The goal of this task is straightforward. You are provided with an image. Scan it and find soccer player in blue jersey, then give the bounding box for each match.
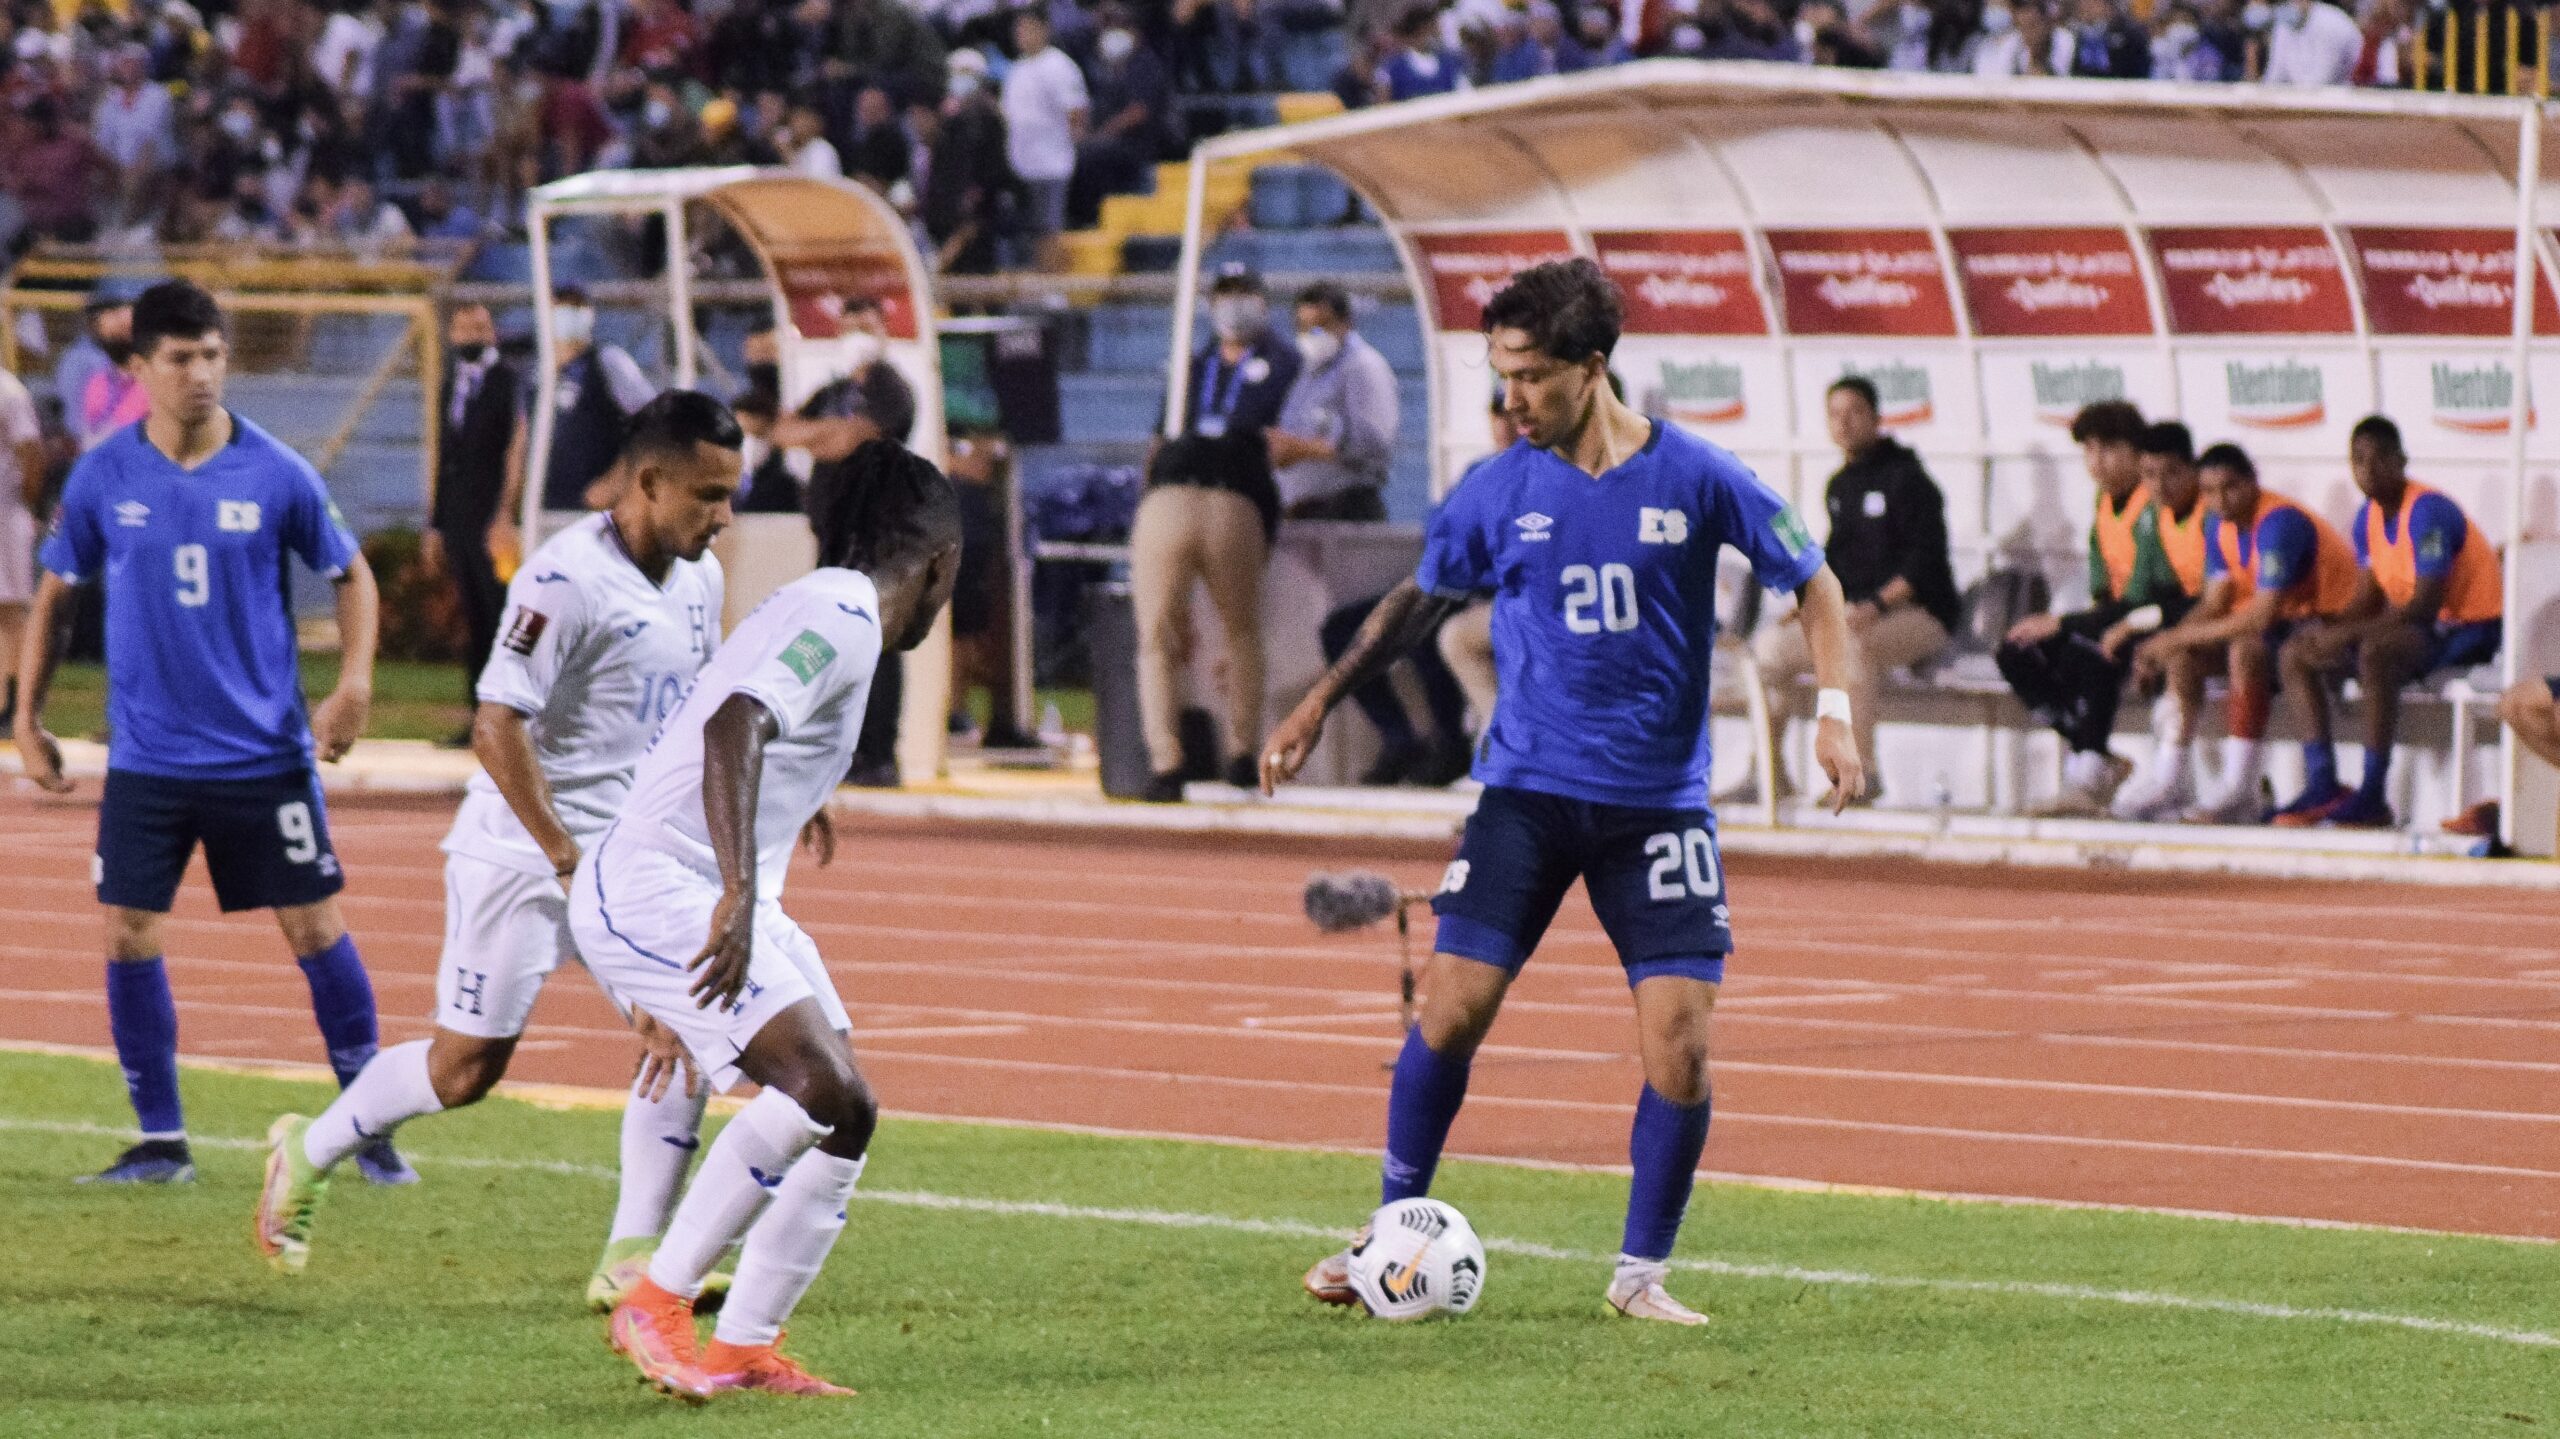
[1261,259,1864,1326]
[10,280,406,1186]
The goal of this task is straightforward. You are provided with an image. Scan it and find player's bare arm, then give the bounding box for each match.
[311,551,379,763]
[473,704,585,878]
[1260,577,1467,794]
[2134,580,2263,679]
[12,570,77,793]
[1791,565,1867,814]
[688,692,779,1009]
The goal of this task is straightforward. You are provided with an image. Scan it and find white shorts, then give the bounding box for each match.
[568,834,847,1093]
[434,853,597,1040]
[0,503,34,606]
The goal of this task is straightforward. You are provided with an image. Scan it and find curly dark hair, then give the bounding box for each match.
[810,439,962,576]
[2068,400,2145,447]
[1480,258,1622,366]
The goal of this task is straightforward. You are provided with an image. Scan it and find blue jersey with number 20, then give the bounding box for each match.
[40,415,361,780]
[1416,421,1824,809]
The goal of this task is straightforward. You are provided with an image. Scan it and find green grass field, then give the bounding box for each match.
[5,1050,2554,1439]
[38,659,476,745]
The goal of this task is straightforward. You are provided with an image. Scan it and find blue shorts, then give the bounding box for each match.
[96,768,345,914]
[1431,785,1730,987]
[2422,618,2502,676]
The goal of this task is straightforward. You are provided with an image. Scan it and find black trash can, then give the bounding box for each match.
[1085,581,1153,799]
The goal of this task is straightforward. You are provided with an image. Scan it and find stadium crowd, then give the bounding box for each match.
[0,0,2462,266]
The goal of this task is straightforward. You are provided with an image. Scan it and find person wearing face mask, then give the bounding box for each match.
[1972,0,2069,73]
[1069,7,1170,230]
[426,303,527,731]
[1130,264,1301,802]
[77,300,151,452]
[1376,4,1467,101]
[924,50,1013,277]
[539,284,661,513]
[2260,0,2358,84]
[1268,282,1397,523]
[2063,0,2150,77]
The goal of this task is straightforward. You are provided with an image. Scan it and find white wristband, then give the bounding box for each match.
[1815,688,1853,725]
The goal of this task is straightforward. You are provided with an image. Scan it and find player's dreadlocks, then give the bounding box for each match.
[810,439,962,576]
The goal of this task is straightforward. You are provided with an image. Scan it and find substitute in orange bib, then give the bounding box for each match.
[2271,416,2501,829]
[2129,442,2360,824]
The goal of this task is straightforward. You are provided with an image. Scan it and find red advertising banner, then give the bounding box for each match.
[2344,227,2560,337]
[1948,227,2154,338]
[1590,231,1768,336]
[1411,231,1577,332]
[2144,226,2355,335]
[774,251,919,340]
[1761,229,1957,337]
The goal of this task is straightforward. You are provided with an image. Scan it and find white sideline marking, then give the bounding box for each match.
[2098,978,2306,995]
[1,1113,2551,1352]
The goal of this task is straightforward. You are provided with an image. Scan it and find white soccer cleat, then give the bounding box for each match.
[1606,1270,1710,1327]
[2184,780,2267,826]
[2108,757,2192,822]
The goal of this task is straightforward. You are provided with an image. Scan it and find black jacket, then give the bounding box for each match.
[1822,437,1961,634]
[432,354,521,536]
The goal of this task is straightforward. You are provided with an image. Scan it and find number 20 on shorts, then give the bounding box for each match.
[1644,829,1721,902]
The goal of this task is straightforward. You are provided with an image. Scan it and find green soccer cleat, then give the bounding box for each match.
[254,1114,331,1275]
[587,1237,730,1314]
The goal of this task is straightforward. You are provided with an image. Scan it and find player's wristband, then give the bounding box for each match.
[2121,605,2165,636]
[1815,688,1853,726]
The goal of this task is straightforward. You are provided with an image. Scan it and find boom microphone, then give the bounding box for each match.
[1302,871,1409,933]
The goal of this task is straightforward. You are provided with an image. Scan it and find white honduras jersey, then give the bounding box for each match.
[443,514,724,876]
[615,567,883,900]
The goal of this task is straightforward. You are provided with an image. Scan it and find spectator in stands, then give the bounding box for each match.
[832,0,951,103]
[1706,0,1804,61]
[1916,0,1990,71]
[2262,0,2359,84]
[844,85,910,190]
[1268,281,1398,521]
[788,99,846,177]
[92,45,174,232]
[322,174,417,253]
[2269,416,2502,829]
[76,300,147,450]
[425,301,524,734]
[2128,442,2362,824]
[1751,374,1957,803]
[413,174,484,240]
[1003,7,1086,263]
[2065,0,2151,76]
[10,99,106,243]
[2350,0,2413,86]
[538,284,659,511]
[0,363,39,727]
[309,0,386,104]
[1574,6,1632,64]
[1377,4,1467,100]
[1132,263,1299,802]
[1070,5,1170,229]
[1331,25,1386,105]
[1974,0,2066,74]
[921,53,1013,275]
[1491,2,1583,80]
[1999,406,2206,816]
[52,285,132,442]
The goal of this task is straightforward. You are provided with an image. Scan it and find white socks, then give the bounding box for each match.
[304,1039,443,1170]
[608,1073,711,1244]
[713,1150,866,1347]
[646,1089,830,1301]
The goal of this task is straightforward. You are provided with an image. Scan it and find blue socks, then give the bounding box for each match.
[296,935,380,1089]
[1381,1028,1471,1204]
[1622,1085,1712,1263]
[2357,740,2395,803]
[2301,740,2339,798]
[106,958,184,1138]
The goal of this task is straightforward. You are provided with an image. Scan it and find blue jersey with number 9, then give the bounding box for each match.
[39,415,360,780]
[1415,420,1823,809]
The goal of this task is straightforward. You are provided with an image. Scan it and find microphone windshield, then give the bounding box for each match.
[1303,870,1402,933]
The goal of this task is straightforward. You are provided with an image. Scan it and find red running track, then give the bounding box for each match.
[4,790,2557,1239]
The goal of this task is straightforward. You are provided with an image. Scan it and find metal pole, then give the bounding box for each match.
[522,200,558,541]
[2499,103,2539,846]
[1162,150,1213,440]
[664,198,698,390]
[1005,442,1035,736]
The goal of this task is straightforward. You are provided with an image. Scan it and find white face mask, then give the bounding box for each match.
[2242,1,2271,25]
[1981,3,2014,31]
[644,98,671,128]
[2278,0,2308,23]
[1098,27,1136,61]
[949,71,981,100]
[1668,20,1705,48]
[842,331,884,371]
[220,107,257,142]
[552,304,595,345]
[1209,295,1267,342]
[1296,327,1341,369]
[2164,18,2198,45]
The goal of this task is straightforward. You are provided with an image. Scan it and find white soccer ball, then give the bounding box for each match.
[1345,1198,1487,1320]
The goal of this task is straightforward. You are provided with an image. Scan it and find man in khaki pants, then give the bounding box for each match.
[1750,375,1957,804]
[1133,265,1300,801]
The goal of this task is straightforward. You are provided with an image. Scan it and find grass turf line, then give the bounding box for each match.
[5,1051,2556,1438]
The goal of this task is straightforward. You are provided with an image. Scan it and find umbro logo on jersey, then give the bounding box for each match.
[115,501,150,528]
[1639,507,1690,545]
[1514,513,1554,542]
[217,501,262,533]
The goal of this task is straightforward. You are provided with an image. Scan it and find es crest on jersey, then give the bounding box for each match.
[217,501,263,533]
[1638,507,1689,545]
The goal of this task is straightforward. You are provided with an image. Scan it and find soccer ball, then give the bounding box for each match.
[1345,1198,1487,1320]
